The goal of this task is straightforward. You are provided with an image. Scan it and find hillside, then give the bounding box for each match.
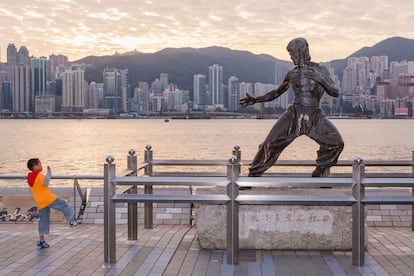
[75,47,293,91]
[75,37,414,87]
[330,36,414,80]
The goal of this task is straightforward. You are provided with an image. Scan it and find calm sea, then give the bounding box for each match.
[0,118,413,186]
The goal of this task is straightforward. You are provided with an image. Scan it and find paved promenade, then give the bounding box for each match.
[0,224,414,275]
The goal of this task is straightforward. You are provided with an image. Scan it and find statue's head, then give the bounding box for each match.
[287,38,311,67]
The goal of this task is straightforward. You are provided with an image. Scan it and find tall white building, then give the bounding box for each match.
[61,69,85,112]
[208,64,223,105]
[371,55,389,76]
[88,82,104,109]
[239,82,254,99]
[228,76,239,111]
[342,67,358,95]
[392,61,414,76]
[12,65,32,112]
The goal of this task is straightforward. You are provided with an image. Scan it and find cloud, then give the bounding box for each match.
[0,0,414,62]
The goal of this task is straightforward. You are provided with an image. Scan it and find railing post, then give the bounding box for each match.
[226,155,240,265]
[73,178,77,221]
[127,149,138,240]
[352,157,365,266]
[232,145,241,161]
[144,145,153,229]
[232,145,241,175]
[104,155,116,266]
[411,151,414,231]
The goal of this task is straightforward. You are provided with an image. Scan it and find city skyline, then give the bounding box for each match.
[1,1,414,62]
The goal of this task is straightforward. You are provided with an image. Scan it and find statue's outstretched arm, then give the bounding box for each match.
[256,76,290,103]
[239,73,290,107]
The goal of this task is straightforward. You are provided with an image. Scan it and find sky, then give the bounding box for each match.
[1,0,414,62]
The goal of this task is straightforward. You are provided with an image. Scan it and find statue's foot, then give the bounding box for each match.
[248,172,262,177]
[311,166,325,177]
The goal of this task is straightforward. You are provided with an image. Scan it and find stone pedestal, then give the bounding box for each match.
[196,187,367,250]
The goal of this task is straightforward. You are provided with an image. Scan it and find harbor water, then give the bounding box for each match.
[0,118,413,186]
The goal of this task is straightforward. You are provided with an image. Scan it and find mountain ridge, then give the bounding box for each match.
[75,37,414,89]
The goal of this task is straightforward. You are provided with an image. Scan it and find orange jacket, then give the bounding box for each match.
[27,171,57,210]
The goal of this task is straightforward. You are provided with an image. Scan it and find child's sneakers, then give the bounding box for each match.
[37,240,50,248]
[69,218,78,227]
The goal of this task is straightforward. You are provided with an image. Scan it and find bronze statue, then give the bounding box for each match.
[240,38,344,177]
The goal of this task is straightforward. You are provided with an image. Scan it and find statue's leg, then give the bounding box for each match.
[249,108,297,176]
[308,115,344,177]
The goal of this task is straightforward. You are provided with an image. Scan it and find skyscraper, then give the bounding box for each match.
[31,57,47,97]
[209,64,223,105]
[160,73,168,91]
[1,81,12,111]
[49,54,69,81]
[12,65,32,112]
[342,67,358,95]
[17,46,30,66]
[228,76,239,111]
[61,69,85,112]
[7,44,17,66]
[103,68,122,113]
[120,69,129,112]
[193,74,207,106]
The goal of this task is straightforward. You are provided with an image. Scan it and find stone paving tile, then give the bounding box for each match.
[2,224,414,275]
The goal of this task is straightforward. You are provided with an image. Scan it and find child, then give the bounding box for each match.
[27,158,77,248]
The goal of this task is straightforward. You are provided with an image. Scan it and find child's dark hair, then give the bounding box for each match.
[27,158,40,171]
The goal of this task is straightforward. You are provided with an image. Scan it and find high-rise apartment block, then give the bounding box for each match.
[209,64,223,105]
[31,57,47,97]
[228,76,239,111]
[193,74,207,106]
[103,68,123,113]
[61,69,86,112]
[12,65,32,112]
[18,47,30,66]
[49,54,69,81]
[7,44,17,66]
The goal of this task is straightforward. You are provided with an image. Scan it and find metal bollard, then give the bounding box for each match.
[226,155,240,265]
[104,155,116,266]
[127,149,138,240]
[232,145,241,175]
[232,145,241,161]
[352,157,365,266]
[144,145,153,229]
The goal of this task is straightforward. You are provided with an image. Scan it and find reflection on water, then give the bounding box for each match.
[0,119,413,186]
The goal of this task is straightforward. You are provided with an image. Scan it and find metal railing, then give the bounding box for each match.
[0,174,102,222]
[103,147,414,267]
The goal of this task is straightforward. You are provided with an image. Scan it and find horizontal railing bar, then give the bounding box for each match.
[111,176,230,186]
[152,172,227,177]
[111,194,230,204]
[236,177,354,187]
[0,174,103,180]
[237,195,356,206]
[362,196,414,204]
[151,172,414,179]
[152,160,229,166]
[149,159,414,167]
[362,178,414,187]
